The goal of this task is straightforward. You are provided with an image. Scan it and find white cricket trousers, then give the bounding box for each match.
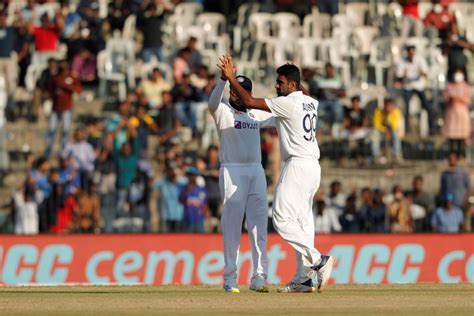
[220,163,268,287]
[272,158,322,284]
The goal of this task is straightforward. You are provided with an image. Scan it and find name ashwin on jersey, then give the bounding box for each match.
[302,102,316,112]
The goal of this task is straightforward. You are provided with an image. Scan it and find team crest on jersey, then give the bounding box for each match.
[248,112,255,119]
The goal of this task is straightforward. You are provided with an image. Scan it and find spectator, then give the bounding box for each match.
[443,69,471,157]
[326,180,346,215]
[431,193,464,233]
[313,195,342,233]
[49,189,76,234]
[45,60,82,158]
[399,0,423,38]
[38,168,63,232]
[61,127,96,189]
[371,98,403,163]
[137,67,171,111]
[155,168,185,232]
[399,0,419,19]
[317,0,339,16]
[202,145,220,222]
[396,45,434,135]
[424,0,456,43]
[96,133,117,233]
[105,95,134,151]
[30,156,51,201]
[0,10,17,108]
[157,91,181,148]
[408,175,434,232]
[341,96,369,140]
[0,55,8,181]
[28,12,64,65]
[129,169,151,232]
[73,179,101,233]
[139,3,166,63]
[129,103,158,152]
[339,194,361,233]
[12,177,40,234]
[446,22,472,80]
[388,185,412,232]
[171,73,201,132]
[180,167,209,233]
[58,156,81,196]
[340,96,369,162]
[440,152,470,210]
[361,189,387,232]
[173,47,191,84]
[33,58,57,122]
[184,36,203,73]
[313,62,345,133]
[115,133,140,216]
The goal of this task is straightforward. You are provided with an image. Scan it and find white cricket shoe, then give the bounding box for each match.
[277,279,315,293]
[312,255,335,293]
[223,284,240,293]
[249,276,269,293]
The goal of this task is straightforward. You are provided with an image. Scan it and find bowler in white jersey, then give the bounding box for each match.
[209,73,275,293]
[218,56,335,293]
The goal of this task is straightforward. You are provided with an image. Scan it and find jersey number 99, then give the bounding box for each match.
[302,113,317,142]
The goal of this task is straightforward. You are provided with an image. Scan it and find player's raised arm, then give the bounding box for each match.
[218,55,271,112]
[208,77,227,113]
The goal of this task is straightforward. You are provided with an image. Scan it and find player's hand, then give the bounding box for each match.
[217,55,235,80]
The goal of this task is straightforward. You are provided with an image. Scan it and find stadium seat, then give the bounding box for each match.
[368,37,393,87]
[417,2,432,20]
[303,12,331,39]
[295,38,327,72]
[233,3,260,53]
[97,50,127,102]
[345,2,369,27]
[122,14,137,41]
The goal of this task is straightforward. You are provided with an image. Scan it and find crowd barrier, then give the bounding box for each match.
[0,234,472,285]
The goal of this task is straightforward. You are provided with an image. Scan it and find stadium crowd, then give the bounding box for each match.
[0,0,473,234]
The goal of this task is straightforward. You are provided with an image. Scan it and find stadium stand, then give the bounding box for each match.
[0,0,473,234]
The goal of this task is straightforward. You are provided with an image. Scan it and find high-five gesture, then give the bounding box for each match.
[217,55,235,81]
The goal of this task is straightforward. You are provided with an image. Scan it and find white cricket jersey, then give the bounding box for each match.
[265,91,320,161]
[209,80,275,164]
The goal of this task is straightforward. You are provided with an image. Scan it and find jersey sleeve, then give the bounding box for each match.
[208,79,226,113]
[265,96,294,119]
[253,110,276,128]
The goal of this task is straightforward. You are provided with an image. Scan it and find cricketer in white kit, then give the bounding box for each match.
[218,56,335,293]
[209,74,275,293]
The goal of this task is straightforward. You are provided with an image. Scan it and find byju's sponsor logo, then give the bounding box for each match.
[234,121,258,130]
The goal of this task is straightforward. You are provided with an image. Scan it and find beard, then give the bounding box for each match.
[229,99,246,111]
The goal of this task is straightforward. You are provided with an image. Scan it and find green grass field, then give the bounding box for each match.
[0,284,472,315]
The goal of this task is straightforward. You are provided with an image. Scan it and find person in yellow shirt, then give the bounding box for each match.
[137,68,171,111]
[370,98,403,163]
[129,104,158,152]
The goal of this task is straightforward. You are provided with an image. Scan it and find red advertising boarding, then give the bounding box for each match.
[0,234,473,285]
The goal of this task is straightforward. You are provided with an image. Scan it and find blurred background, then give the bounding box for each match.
[0,0,473,235]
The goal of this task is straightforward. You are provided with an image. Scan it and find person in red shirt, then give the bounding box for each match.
[424,0,456,42]
[399,0,420,19]
[29,12,64,64]
[45,60,82,158]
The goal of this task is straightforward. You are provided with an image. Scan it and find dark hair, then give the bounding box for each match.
[351,95,361,102]
[35,156,48,169]
[384,97,394,105]
[413,175,423,182]
[276,64,301,86]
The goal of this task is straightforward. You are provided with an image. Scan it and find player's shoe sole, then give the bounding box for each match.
[250,285,269,293]
[316,256,335,293]
[277,280,315,293]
